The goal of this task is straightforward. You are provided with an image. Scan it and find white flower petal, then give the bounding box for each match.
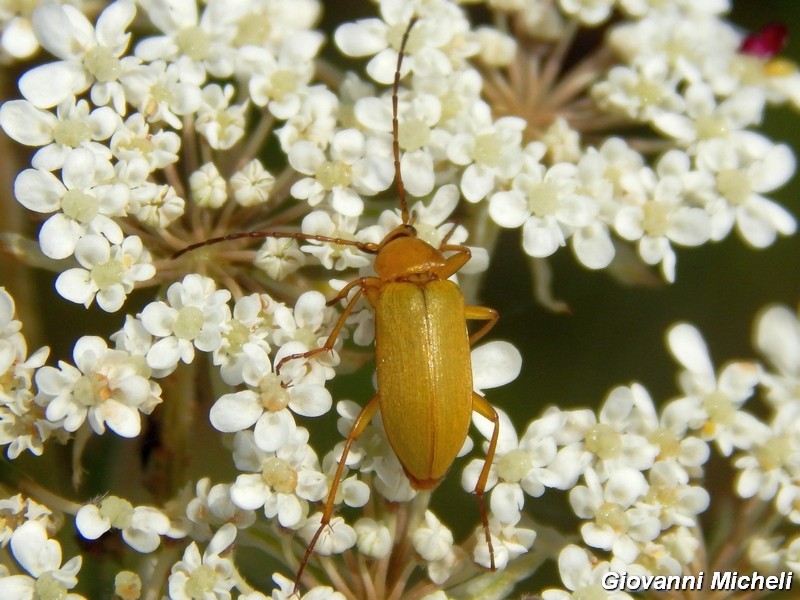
[571,224,614,269]
[400,151,434,197]
[331,186,364,217]
[10,521,61,576]
[102,399,141,437]
[335,20,388,57]
[471,341,522,391]
[39,213,80,259]
[461,164,494,203]
[253,410,295,452]
[289,383,332,417]
[14,168,63,213]
[490,482,524,524]
[55,269,94,305]
[667,323,713,375]
[489,191,528,228]
[19,62,89,108]
[209,391,262,432]
[0,100,56,146]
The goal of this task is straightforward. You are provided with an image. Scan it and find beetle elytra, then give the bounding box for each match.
[174,16,502,594]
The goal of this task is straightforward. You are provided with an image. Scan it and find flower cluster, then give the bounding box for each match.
[0,0,797,598]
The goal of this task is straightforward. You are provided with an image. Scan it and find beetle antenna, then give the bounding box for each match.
[393,16,418,226]
[171,230,379,259]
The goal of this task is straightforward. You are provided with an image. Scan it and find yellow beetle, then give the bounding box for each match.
[174,16,503,593]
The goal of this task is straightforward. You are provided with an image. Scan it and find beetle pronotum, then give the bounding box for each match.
[175,16,502,593]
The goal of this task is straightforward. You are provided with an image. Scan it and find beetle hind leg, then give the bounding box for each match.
[471,392,500,571]
[293,394,381,594]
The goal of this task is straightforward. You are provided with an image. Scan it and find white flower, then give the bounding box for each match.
[0,2,42,59]
[110,112,181,171]
[448,112,526,202]
[557,0,614,26]
[697,132,796,247]
[289,128,394,217]
[0,494,54,547]
[76,496,170,552]
[412,511,453,562]
[542,545,634,600]
[121,60,203,128]
[615,153,711,282]
[190,162,228,209]
[296,211,371,271]
[245,30,323,118]
[296,514,356,556]
[331,399,415,504]
[270,573,346,600]
[592,57,684,125]
[140,274,231,372]
[135,0,237,80]
[653,83,765,146]
[489,161,598,259]
[354,88,446,198]
[461,410,521,521]
[19,1,136,109]
[14,148,127,259]
[473,520,536,571]
[334,1,475,85]
[195,83,246,150]
[0,289,51,459]
[168,523,237,600]
[55,234,155,312]
[210,372,331,452]
[35,336,161,437]
[128,180,185,228]
[230,429,327,529]
[643,461,709,528]
[186,478,256,541]
[0,521,84,600]
[662,322,767,456]
[354,518,392,559]
[580,386,659,479]
[271,291,342,384]
[570,468,660,563]
[753,304,800,414]
[212,293,277,386]
[254,238,307,281]
[0,97,119,171]
[231,159,275,207]
[617,383,709,478]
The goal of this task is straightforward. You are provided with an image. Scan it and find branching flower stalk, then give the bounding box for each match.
[0,1,798,599]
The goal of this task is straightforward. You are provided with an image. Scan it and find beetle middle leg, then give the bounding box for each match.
[471,392,500,571]
[293,393,382,593]
[465,305,499,345]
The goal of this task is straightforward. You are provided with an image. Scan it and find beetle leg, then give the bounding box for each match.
[439,222,459,246]
[276,285,367,380]
[471,392,500,571]
[294,394,382,594]
[465,305,499,345]
[325,276,381,307]
[436,244,472,279]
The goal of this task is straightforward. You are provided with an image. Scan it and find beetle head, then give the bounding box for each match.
[373,224,447,280]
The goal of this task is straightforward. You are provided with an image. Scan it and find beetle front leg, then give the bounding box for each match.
[293,394,381,594]
[435,244,472,279]
[471,392,500,571]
